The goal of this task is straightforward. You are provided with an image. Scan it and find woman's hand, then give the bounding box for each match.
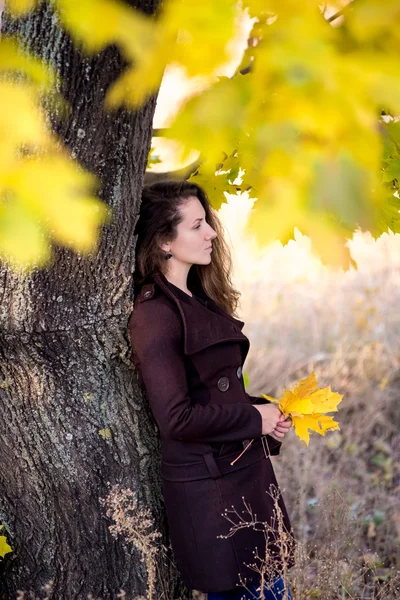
[270,415,292,440]
[253,404,284,436]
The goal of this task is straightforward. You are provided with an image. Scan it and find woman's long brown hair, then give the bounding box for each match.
[133,180,240,316]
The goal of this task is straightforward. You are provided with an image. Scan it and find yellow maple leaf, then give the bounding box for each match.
[262,372,343,446]
[0,526,12,559]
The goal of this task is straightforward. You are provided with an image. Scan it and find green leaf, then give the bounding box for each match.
[382,158,400,183]
[243,371,250,388]
[384,120,400,155]
[188,169,230,210]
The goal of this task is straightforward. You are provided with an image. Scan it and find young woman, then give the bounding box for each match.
[129,180,294,599]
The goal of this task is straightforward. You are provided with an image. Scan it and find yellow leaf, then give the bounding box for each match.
[262,388,319,415]
[6,0,37,16]
[309,387,343,413]
[105,55,165,108]
[291,414,340,446]
[6,156,110,253]
[314,414,341,435]
[98,427,112,440]
[264,372,343,445]
[163,0,237,77]
[0,537,12,559]
[57,0,151,54]
[166,76,250,164]
[291,372,318,398]
[0,201,50,269]
[49,194,109,251]
[307,219,353,270]
[58,0,237,108]
[0,83,52,154]
[291,415,312,447]
[0,527,12,559]
[246,185,307,248]
[0,39,54,89]
[0,32,107,270]
[280,390,319,416]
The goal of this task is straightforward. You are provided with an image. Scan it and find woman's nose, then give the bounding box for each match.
[206,226,217,240]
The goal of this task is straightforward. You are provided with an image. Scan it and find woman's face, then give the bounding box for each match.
[162,196,218,266]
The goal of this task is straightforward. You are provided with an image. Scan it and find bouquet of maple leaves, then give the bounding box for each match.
[262,372,343,446]
[231,372,343,465]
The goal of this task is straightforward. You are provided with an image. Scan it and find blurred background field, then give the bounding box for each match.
[212,195,400,598]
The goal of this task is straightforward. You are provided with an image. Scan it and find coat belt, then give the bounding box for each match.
[161,438,266,482]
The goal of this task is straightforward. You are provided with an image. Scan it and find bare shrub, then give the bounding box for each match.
[216,487,294,600]
[101,485,163,600]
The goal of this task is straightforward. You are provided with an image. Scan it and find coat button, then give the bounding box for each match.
[217,377,230,392]
[236,366,243,379]
[143,290,153,299]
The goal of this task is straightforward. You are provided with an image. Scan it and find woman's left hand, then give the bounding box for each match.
[270,415,292,440]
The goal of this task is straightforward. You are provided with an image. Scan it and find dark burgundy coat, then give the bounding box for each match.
[129,271,294,593]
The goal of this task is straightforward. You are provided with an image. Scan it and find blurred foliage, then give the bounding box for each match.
[2,0,400,269]
[0,37,108,270]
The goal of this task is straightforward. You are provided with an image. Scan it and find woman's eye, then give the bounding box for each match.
[195,224,201,229]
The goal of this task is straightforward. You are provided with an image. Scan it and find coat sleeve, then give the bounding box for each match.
[248,394,269,405]
[129,302,263,443]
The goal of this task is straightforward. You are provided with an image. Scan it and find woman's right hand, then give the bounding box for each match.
[253,403,283,436]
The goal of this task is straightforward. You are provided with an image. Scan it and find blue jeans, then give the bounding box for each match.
[207,575,292,600]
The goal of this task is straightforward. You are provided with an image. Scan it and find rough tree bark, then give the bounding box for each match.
[0,1,182,598]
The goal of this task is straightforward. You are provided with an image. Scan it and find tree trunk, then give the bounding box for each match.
[0,2,182,598]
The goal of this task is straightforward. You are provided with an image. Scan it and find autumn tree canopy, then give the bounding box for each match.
[2,0,400,269]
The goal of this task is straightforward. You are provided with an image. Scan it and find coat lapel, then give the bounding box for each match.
[153,272,249,357]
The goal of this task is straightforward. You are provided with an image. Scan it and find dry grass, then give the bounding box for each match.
[224,226,400,599]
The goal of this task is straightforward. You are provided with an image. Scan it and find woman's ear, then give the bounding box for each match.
[157,238,171,252]
[157,232,173,253]
[159,240,171,253]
